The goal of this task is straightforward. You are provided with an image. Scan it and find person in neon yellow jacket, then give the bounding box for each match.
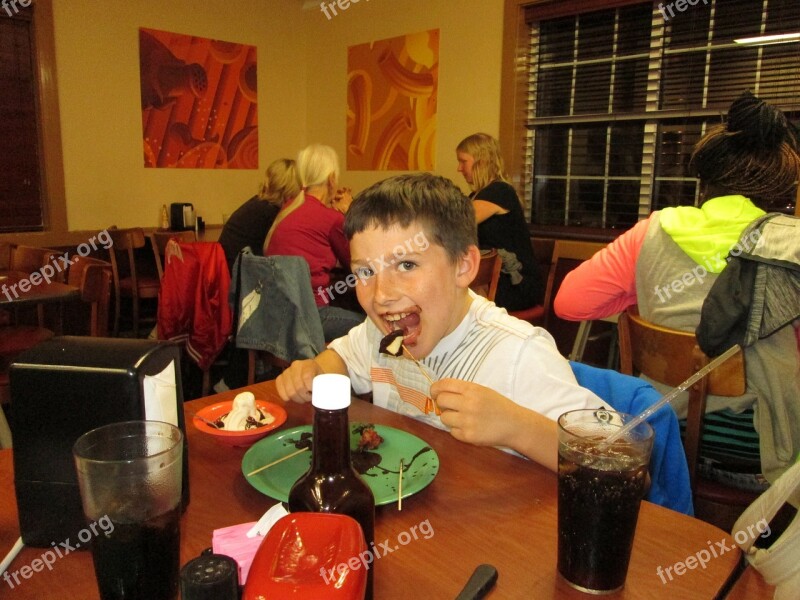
[555,90,800,489]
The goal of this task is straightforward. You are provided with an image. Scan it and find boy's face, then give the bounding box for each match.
[350,222,479,359]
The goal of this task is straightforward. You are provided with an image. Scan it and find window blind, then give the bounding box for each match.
[0,7,44,232]
[524,0,800,234]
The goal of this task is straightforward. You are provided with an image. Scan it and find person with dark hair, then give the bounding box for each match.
[456,133,544,310]
[218,158,300,272]
[275,173,603,472]
[554,90,800,488]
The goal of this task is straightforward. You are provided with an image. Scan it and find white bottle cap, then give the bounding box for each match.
[311,374,351,410]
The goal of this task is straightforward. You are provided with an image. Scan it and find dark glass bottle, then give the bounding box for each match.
[288,374,375,600]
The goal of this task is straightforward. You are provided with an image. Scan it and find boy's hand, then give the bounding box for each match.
[275,359,322,403]
[431,379,521,448]
[431,378,558,472]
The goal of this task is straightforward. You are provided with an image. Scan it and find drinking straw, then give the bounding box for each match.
[604,344,741,444]
[0,537,24,575]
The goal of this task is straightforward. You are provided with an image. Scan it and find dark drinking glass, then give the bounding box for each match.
[557,409,653,594]
[73,420,183,600]
[288,374,375,600]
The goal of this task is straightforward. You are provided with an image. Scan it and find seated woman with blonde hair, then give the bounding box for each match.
[456,133,544,311]
[218,158,300,272]
[265,144,364,342]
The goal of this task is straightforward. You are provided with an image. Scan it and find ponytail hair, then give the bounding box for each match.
[257,158,301,205]
[296,144,340,190]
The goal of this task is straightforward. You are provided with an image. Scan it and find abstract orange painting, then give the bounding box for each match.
[139,28,258,169]
[347,29,439,171]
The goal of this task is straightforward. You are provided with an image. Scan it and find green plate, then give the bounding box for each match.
[242,423,439,506]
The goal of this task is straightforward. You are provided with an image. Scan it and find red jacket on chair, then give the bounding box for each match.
[158,241,232,371]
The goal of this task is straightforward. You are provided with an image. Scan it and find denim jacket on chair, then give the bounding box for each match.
[230,249,325,363]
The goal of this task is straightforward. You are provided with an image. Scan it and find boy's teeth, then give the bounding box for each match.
[385,312,409,322]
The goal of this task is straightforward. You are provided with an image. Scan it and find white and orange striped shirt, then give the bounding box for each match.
[328,293,602,433]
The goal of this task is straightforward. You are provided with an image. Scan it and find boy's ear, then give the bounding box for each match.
[455,245,481,289]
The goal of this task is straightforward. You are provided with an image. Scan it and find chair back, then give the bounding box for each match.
[617,305,746,491]
[67,256,112,336]
[150,230,197,279]
[9,245,63,281]
[231,251,325,384]
[470,249,501,301]
[106,228,160,336]
[538,240,606,354]
[107,228,147,289]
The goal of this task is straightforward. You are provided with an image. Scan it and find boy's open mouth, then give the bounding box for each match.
[383,309,421,346]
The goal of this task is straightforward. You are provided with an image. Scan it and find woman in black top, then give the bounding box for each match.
[456,133,544,311]
[218,158,300,272]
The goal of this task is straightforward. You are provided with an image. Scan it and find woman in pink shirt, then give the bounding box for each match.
[265,144,364,342]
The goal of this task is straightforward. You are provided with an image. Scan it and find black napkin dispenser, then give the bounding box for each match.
[170,202,196,231]
[9,337,190,548]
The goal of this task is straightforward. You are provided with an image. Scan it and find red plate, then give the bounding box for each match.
[193,400,287,447]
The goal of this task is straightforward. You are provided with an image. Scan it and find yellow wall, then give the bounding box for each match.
[303,0,505,195]
[40,0,504,234]
[51,0,307,231]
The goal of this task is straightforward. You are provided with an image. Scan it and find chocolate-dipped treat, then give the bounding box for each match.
[379,330,404,357]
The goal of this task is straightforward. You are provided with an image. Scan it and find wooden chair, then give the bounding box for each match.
[66,256,112,336]
[516,239,608,356]
[158,239,231,397]
[149,230,197,280]
[8,244,64,327]
[506,237,551,325]
[470,249,501,301]
[1,245,60,403]
[9,244,63,281]
[107,228,160,337]
[617,305,758,530]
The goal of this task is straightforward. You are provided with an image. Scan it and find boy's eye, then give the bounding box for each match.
[397,261,417,272]
[354,266,374,279]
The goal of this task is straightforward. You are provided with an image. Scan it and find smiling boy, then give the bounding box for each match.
[276,173,602,471]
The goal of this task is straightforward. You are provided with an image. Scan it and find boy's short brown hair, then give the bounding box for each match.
[345,173,477,263]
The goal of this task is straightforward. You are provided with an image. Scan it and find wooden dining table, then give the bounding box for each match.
[0,380,765,599]
[0,270,80,335]
[0,271,79,309]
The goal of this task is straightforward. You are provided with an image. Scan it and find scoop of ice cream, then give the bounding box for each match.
[221,392,271,431]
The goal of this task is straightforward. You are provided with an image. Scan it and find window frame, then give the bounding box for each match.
[500,0,800,241]
[0,0,68,244]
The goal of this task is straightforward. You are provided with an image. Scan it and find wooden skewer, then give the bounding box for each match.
[401,344,434,384]
[398,459,404,511]
[246,447,309,477]
[401,344,440,414]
